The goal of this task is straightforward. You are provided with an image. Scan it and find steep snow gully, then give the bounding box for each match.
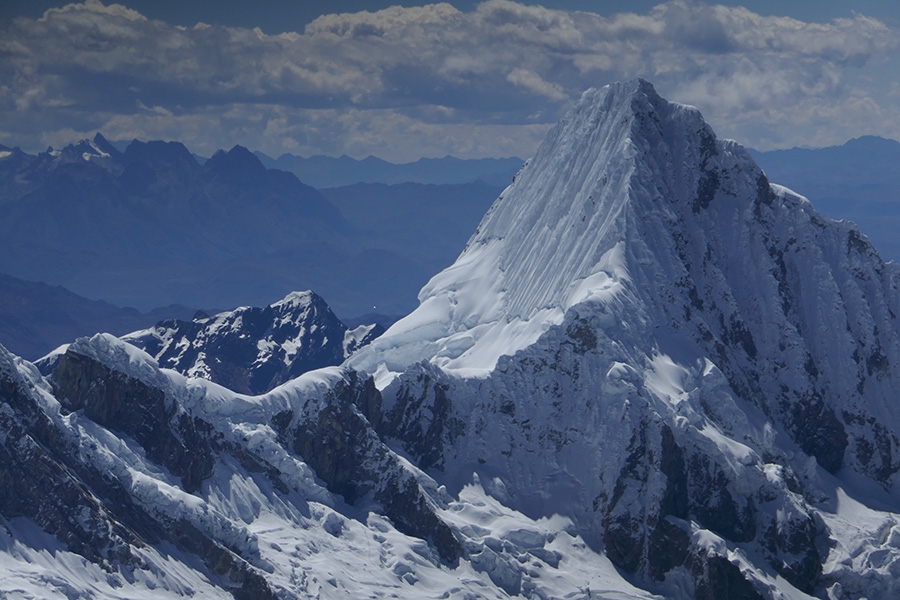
[3,79,900,599]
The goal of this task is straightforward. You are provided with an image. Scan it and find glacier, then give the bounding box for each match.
[2,79,900,599]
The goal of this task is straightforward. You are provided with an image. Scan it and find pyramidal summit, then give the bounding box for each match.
[2,79,900,599]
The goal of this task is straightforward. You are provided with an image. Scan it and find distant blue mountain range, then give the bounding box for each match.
[0,135,503,341]
[254,151,524,188]
[0,272,195,360]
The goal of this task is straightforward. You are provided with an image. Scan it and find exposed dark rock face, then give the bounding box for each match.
[784,392,847,474]
[602,420,659,575]
[51,350,215,493]
[0,371,141,568]
[762,512,821,591]
[376,366,466,472]
[686,452,756,543]
[647,518,691,581]
[658,425,689,521]
[598,419,758,583]
[0,345,280,599]
[693,554,765,600]
[693,128,721,214]
[272,372,460,564]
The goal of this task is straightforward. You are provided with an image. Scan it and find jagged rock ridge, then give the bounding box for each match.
[1,331,644,598]
[121,290,384,395]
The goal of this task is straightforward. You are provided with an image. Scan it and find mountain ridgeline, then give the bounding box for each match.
[2,80,900,599]
[0,136,497,318]
[0,272,196,360]
[750,136,900,261]
[254,151,523,189]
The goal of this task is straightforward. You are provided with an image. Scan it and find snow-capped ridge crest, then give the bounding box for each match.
[271,290,316,311]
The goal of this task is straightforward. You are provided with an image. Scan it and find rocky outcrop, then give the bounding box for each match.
[51,349,215,493]
[0,366,142,568]
[272,371,460,564]
[124,291,383,395]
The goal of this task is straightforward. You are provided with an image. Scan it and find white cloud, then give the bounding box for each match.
[506,68,567,100]
[1,0,898,159]
[47,0,146,22]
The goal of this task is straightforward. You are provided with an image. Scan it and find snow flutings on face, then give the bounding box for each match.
[1,0,898,158]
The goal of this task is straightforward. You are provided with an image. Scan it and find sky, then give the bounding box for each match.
[1,0,899,162]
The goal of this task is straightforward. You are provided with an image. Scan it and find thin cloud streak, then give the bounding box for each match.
[1,0,898,160]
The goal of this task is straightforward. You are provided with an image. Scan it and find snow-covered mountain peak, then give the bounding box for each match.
[350,78,764,383]
[28,134,119,169]
[348,82,900,595]
[270,290,315,312]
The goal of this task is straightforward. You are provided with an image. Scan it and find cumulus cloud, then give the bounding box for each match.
[1,0,898,159]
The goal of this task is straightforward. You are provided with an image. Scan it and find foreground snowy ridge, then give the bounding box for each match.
[0,333,654,599]
[2,79,900,599]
